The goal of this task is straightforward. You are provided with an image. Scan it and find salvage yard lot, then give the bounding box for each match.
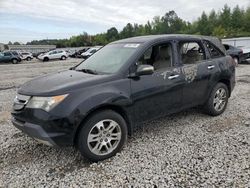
[0,59,250,187]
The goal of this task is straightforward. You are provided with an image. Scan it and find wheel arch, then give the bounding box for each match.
[218,79,231,97]
[73,104,132,146]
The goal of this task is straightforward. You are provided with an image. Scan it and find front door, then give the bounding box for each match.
[130,42,185,122]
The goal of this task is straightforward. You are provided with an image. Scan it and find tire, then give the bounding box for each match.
[233,57,239,66]
[43,57,49,62]
[12,59,18,64]
[204,83,229,116]
[27,57,31,61]
[61,56,66,60]
[77,110,128,162]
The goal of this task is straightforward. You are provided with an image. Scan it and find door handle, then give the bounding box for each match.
[207,65,215,70]
[168,74,179,80]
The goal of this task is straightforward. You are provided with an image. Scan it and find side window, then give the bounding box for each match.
[90,49,97,53]
[49,51,56,55]
[4,52,11,56]
[179,41,205,65]
[205,41,224,58]
[137,43,173,71]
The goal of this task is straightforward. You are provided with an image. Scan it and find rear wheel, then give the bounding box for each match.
[27,57,31,61]
[77,110,127,162]
[204,83,229,116]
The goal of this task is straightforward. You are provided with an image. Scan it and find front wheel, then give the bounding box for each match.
[61,56,66,60]
[43,57,49,62]
[204,83,229,116]
[77,110,127,162]
[12,59,18,64]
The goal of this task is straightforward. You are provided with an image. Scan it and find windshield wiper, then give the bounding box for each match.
[76,68,98,75]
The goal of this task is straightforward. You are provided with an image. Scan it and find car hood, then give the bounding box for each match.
[18,70,111,96]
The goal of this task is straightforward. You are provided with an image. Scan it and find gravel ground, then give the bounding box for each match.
[0,59,249,187]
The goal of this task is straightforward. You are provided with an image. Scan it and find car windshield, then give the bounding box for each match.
[76,43,139,74]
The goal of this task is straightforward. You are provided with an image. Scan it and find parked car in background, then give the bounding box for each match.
[20,52,33,61]
[242,47,250,62]
[70,48,90,58]
[65,50,75,57]
[32,51,47,58]
[10,51,23,59]
[37,50,68,62]
[0,51,22,64]
[81,47,101,59]
[12,34,235,161]
[223,44,244,65]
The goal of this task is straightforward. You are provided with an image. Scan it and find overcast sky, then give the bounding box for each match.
[0,0,249,43]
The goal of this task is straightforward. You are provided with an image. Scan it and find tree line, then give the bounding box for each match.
[13,4,250,47]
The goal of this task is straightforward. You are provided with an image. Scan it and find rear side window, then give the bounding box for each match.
[205,41,224,58]
[178,41,205,65]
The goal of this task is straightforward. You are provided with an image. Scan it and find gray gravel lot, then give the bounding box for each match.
[0,59,249,187]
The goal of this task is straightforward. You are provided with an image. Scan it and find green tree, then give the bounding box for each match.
[106,27,119,42]
[197,12,212,35]
[120,23,134,38]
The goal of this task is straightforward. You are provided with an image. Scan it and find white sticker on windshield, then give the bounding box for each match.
[124,44,140,48]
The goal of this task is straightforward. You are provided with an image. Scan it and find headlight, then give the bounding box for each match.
[26,94,68,112]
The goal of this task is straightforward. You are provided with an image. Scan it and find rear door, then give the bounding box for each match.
[56,51,63,59]
[177,40,211,107]
[130,41,185,122]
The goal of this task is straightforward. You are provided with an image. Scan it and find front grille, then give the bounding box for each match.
[13,94,31,111]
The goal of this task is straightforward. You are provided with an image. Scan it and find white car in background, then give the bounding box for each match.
[81,47,101,59]
[38,50,68,62]
[20,52,33,61]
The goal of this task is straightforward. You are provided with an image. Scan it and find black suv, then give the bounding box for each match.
[0,51,22,64]
[12,35,235,161]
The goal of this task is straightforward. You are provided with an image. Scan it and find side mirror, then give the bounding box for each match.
[136,64,154,76]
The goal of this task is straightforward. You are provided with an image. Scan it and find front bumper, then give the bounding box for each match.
[11,107,75,147]
[12,117,57,146]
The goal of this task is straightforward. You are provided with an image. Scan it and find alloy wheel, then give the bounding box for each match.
[213,88,227,112]
[87,119,122,156]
